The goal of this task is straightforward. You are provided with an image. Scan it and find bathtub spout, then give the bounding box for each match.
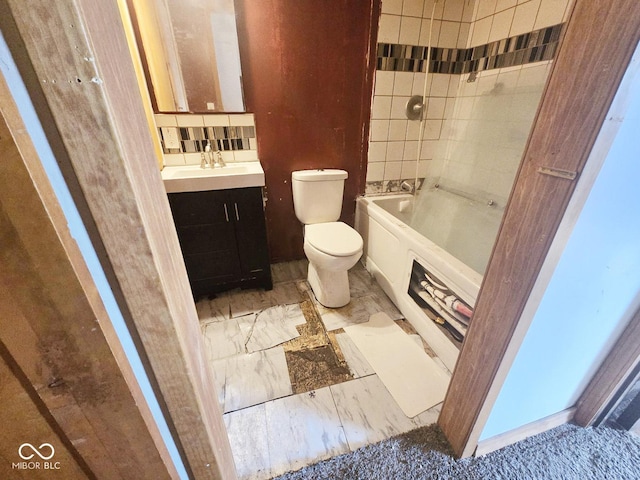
[400,180,415,193]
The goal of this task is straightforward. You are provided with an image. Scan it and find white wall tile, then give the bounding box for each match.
[401,160,418,178]
[510,0,539,37]
[430,74,450,97]
[534,0,569,29]
[417,158,430,177]
[228,113,255,126]
[388,119,408,141]
[496,0,518,12]
[375,71,395,95]
[382,0,403,15]
[469,15,492,47]
[183,153,202,165]
[233,150,259,162]
[370,119,390,141]
[427,97,447,119]
[443,0,465,21]
[419,19,441,46]
[163,154,185,166]
[476,0,498,19]
[202,114,231,126]
[378,14,401,43]
[412,72,427,95]
[462,1,475,22]
[406,121,421,141]
[366,162,385,182]
[368,141,387,163]
[393,72,414,96]
[489,8,514,42]
[424,119,442,140]
[372,95,393,119]
[390,96,410,119]
[154,114,177,127]
[403,140,420,159]
[387,141,406,161]
[457,22,471,48]
[176,115,204,127]
[402,0,425,17]
[420,140,438,159]
[423,0,445,19]
[399,16,422,45]
[438,21,461,47]
[384,161,403,180]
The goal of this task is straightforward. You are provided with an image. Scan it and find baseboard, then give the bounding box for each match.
[475,408,576,457]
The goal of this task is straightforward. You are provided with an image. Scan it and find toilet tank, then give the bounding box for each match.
[292,169,348,224]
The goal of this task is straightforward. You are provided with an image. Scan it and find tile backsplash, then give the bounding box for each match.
[156,113,258,166]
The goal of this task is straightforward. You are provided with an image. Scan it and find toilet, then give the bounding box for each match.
[292,169,363,308]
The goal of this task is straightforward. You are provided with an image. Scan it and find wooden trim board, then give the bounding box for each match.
[1,1,237,478]
[475,408,576,457]
[574,304,640,426]
[439,0,640,457]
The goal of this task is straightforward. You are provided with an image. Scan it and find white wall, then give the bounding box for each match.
[0,32,188,479]
[480,43,640,440]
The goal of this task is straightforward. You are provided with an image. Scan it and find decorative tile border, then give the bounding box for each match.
[377,23,563,75]
[159,125,256,155]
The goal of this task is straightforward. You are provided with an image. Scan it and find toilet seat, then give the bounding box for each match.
[305,222,363,257]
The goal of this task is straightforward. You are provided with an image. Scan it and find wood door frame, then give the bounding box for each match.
[1,1,236,478]
[4,0,640,475]
[0,60,176,479]
[439,0,640,457]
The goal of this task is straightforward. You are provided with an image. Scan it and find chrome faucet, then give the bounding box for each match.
[212,149,225,168]
[201,141,213,168]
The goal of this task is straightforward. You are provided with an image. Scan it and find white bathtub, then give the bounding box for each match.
[355,194,483,370]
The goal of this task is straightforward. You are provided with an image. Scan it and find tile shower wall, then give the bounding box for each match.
[367,0,573,194]
[368,0,475,194]
[155,113,259,167]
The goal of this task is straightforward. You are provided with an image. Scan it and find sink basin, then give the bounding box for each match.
[161,162,265,193]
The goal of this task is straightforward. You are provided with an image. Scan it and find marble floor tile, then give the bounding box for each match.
[224,347,292,413]
[202,318,245,361]
[335,333,374,378]
[209,357,227,410]
[244,304,306,353]
[314,293,401,331]
[330,375,435,451]
[196,293,230,324]
[229,289,273,318]
[271,260,308,284]
[348,263,379,299]
[269,281,306,307]
[224,404,272,480]
[265,387,349,478]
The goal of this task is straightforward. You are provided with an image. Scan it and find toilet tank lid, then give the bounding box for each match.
[292,169,348,182]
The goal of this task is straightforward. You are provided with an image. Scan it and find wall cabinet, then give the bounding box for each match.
[168,187,272,298]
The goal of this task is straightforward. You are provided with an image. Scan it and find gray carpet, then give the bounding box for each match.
[273,423,640,479]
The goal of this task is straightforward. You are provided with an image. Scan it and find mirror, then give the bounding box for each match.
[127,0,245,113]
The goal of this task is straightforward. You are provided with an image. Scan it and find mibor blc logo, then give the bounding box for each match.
[12,442,61,470]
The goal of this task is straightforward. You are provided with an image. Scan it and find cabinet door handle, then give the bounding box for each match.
[234,203,240,221]
[223,203,229,222]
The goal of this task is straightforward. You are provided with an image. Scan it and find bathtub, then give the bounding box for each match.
[355,194,484,371]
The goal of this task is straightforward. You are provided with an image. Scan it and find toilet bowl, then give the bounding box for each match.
[291,169,363,308]
[303,222,363,308]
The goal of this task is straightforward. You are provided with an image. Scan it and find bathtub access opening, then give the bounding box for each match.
[408,259,473,346]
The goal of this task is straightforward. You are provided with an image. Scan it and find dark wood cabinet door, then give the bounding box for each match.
[168,188,272,296]
[231,187,271,278]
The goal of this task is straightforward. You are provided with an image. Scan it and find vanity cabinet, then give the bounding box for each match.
[168,187,272,298]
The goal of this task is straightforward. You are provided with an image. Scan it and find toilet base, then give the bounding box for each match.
[308,262,351,308]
